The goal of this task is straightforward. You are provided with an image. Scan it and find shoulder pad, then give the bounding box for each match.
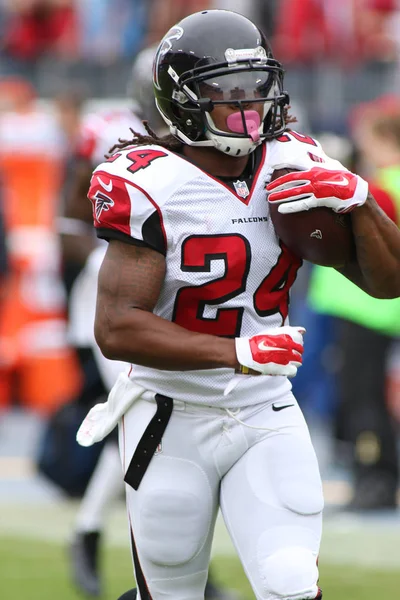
[94,145,200,203]
[267,130,346,173]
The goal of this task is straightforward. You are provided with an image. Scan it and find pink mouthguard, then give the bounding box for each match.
[226,110,261,142]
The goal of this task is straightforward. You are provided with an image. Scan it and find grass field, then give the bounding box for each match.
[1,502,400,600]
[1,536,400,600]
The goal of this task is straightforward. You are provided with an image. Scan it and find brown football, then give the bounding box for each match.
[269,168,356,267]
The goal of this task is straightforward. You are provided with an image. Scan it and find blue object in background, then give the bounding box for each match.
[291,303,339,419]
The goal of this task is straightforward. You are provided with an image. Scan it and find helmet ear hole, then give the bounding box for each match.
[171,102,204,139]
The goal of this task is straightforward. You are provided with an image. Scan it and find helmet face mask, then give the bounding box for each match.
[153,10,289,156]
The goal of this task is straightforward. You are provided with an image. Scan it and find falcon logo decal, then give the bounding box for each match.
[93,190,114,222]
[154,26,184,90]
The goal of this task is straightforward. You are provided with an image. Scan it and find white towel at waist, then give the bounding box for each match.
[76,372,146,447]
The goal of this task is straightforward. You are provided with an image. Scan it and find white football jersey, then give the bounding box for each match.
[88,131,344,407]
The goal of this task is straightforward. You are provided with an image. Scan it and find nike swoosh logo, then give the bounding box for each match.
[97,176,113,192]
[272,403,295,412]
[320,175,349,186]
[258,341,284,352]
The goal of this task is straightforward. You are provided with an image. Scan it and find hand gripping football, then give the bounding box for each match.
[268,168,356,267]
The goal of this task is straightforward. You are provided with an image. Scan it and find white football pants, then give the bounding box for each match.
[120,392,324,600]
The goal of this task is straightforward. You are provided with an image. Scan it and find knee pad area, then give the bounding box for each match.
[260,546,319,600]
[138,488,212,566]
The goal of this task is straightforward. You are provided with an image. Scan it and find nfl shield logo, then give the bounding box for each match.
[233,180,249,199]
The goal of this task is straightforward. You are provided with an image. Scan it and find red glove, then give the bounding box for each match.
[267,167,368,214]
[235,326,305,378]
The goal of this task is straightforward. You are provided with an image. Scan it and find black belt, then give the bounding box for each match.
[124,393,173,490]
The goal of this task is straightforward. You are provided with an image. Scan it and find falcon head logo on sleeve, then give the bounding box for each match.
[93,190,114,222]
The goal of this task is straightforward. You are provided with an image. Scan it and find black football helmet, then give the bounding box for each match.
[153,9,289,156]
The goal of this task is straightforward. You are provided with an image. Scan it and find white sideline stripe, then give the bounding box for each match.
[1,502,400,569]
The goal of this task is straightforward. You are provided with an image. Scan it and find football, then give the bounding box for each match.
[268,168,356,267]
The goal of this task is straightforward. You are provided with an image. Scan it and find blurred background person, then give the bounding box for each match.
[33,85,101,501]
[272,0,400,132]
[0,0,78,78]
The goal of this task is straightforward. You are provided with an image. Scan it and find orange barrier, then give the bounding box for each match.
[0,107,82,415]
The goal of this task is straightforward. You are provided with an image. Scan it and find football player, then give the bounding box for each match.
[80,9,400,600]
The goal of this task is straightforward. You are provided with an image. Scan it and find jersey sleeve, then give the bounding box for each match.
[87,167,167,255]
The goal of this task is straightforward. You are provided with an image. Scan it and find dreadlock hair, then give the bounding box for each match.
[107,107,297,157]
[107,121,182,157]
[282,106,297,128]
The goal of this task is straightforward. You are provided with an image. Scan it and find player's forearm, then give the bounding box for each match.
[95,308,240,371]
[346,193,400,298]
